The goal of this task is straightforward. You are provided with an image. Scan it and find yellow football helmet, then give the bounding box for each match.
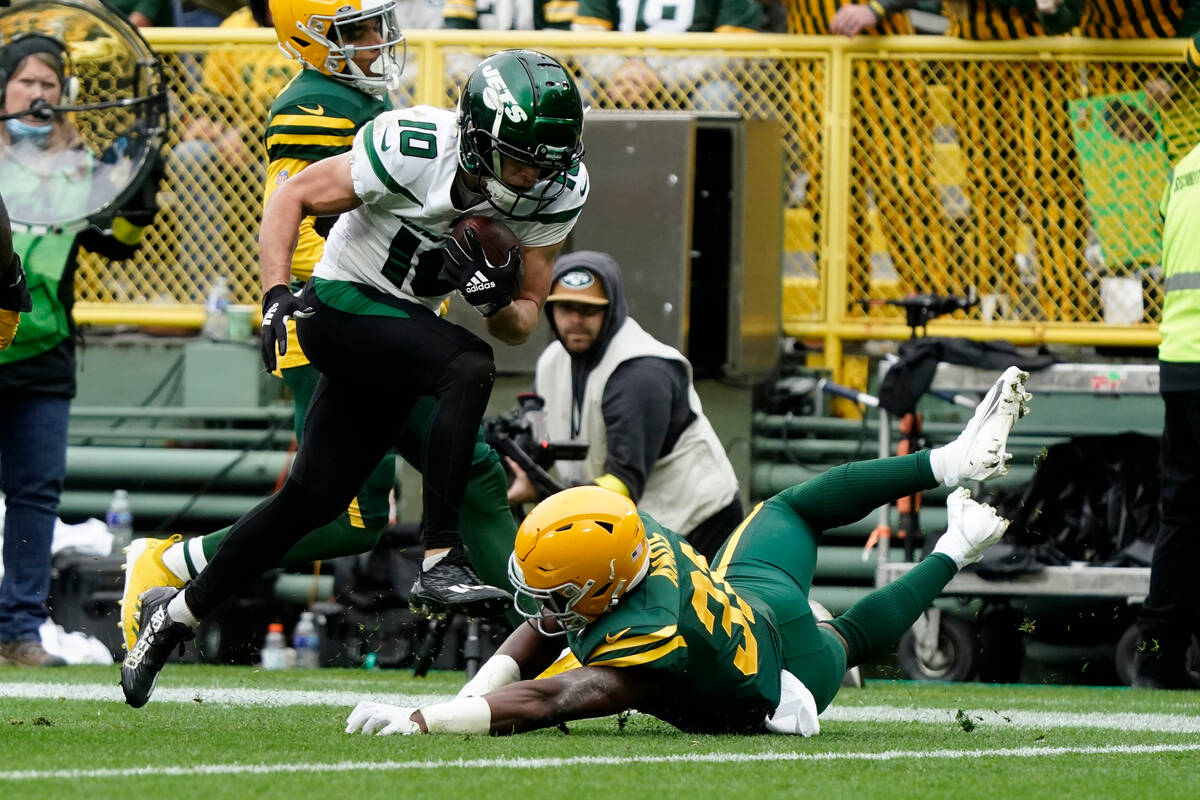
[508,486,650,635]
[269,0,404,95]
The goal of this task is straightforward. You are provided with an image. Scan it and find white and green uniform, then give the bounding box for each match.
[314,106,589,311]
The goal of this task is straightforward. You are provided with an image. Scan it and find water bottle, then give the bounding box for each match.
[202,275,231,339]
[292,610,320,669]
[261,623,288,670]
[105,489,133,555]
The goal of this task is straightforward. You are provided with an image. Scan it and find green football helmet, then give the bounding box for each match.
[457,49,584,219]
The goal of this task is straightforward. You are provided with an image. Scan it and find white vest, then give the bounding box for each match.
[535,318,739,535]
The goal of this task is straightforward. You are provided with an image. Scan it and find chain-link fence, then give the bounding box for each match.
[70,31,1190,355]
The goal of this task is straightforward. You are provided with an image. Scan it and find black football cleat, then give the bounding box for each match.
[121,586,194,708]
[410,546,512,619]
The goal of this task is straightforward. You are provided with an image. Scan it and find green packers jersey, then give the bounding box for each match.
[574,0,761,31]
[566,515,782,734]
[443,0,577,29]
[264,70,390,164]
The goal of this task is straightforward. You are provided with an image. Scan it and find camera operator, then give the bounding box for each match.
[0,31,161,667]
[506,250,742,559]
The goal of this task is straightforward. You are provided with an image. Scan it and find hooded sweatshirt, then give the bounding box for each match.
[535,251,738,536]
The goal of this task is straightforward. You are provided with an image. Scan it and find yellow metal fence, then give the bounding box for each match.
[72,30,1193,360]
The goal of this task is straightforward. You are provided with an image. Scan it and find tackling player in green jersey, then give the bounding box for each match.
[347,367,1031,736]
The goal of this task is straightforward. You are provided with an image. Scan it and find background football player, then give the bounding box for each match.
[122,48,589,708]
[345,368,1031,736]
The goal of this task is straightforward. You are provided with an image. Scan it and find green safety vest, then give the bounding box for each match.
[0,231,75,366]
[0,152,90,367]
[1159,144,1200,365]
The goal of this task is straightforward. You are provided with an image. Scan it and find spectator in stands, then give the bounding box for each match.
[505,251,743,560]
[443,0,573,29]
[835,0,1085,320]
[571,0,761,110]
[174,0,240,27]
[0,34,159,667]
[1134,140,1200,690]
[781,0,951,309]
[1082,0,1200,168]
[109,0,176,27]
[169,0,294,297]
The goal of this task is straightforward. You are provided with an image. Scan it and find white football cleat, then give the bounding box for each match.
[935,366,1032,486]
[934,487,1010,569]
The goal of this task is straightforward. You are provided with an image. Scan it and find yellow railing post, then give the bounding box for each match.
[822,43,852,382]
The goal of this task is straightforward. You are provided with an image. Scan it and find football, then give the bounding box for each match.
[449,215,521,266]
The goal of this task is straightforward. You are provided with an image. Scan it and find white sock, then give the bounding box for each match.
[928,442,962,487]
[187,537,209,577]
[422,550,449,572]
[160,541,189,582]
[167,592,200,628]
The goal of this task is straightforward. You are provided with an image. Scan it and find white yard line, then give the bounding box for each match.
[5,681,1200,733]
[0,681,451,708]
[3,743,1200,781]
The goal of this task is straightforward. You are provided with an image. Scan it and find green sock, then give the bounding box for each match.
[772,451,936,533]
[458,448,518,593]
[829,553,956,667]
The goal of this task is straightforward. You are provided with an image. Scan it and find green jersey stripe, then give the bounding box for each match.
[267,144,352,162]
[529,206,583,225]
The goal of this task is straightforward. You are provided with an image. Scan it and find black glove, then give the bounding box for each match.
[442,227,521,317]
[260,284,314,372]
[0,254,33,313]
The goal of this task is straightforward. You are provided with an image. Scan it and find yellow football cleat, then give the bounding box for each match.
[119,535,185,652]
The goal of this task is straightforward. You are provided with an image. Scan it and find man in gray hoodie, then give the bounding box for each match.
[506,250,742,558]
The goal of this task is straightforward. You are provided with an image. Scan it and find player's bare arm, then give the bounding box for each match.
[486,239,561,345]
[455,665,655,735]
[259,153,362,293]
[347,661,655,736]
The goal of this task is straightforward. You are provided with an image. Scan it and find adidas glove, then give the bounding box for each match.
[260,284,314,372]
[442,228,521,317]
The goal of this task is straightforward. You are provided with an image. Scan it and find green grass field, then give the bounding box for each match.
[3,665,1198,799]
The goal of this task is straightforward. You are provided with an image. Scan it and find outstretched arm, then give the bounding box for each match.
[347,634,658,736]
[455,666,655,735]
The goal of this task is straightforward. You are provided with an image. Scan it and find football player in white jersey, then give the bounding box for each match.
[122,49,588,708]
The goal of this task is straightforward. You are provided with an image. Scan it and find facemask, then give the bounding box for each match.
[6,117,52,145]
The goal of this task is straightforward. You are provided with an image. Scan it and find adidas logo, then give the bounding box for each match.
[463,271,495,295]
[123,605,166,668]
[446,584,484,594]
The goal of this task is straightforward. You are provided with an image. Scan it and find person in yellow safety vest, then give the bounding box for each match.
[1133,142,1200,690]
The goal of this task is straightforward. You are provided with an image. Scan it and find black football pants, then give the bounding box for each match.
[184,295,494,619]
[1138,390,1200,667]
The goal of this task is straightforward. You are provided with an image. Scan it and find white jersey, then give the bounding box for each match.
[313,106,589,310]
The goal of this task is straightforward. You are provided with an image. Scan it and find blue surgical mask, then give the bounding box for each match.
[6,117,52,145]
